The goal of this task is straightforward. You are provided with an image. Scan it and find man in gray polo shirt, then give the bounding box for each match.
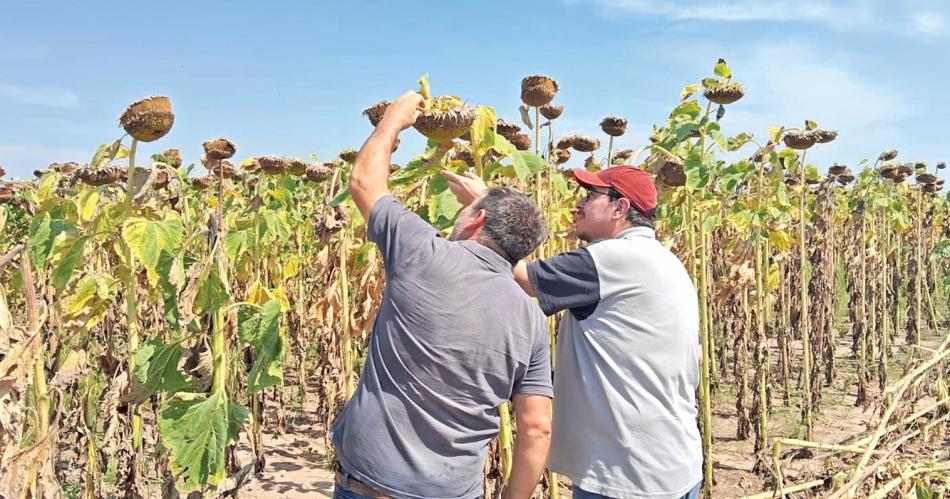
[331,91,554,499]
[444,166,702,499]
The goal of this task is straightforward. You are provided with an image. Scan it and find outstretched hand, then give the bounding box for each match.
[378,91,424,132]
[440,170,488,207]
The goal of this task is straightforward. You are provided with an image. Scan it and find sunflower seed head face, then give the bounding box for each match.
[600,116,628,137]
[339,148,359,164]
[203,137,237,161]
[520,75,559,107]
[363,100,391,127]
[120,96,175,142]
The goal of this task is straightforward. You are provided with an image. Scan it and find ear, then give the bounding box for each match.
[614,198,631,220]
[469,209,487,229]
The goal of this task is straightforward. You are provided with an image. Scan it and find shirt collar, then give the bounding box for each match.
[458,240,514,275]
[614,226,656,240]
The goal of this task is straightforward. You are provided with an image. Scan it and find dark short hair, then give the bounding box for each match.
[606,188,654,229]
[472,187,546,263]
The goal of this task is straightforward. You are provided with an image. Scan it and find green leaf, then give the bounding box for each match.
[238,300,284,394]
[680,84,701,100]
[122,214,184,287]
[671,100,702,119]
[195,266,228,315]
[130,338,193,404]
[550,172,570,195]
[805,120,818,130]
[157,251,182,329]
[158,391,248,491]
[50,235,88,291]
[702,214,721,234]
[418,74,430,100]
[713,60,731,79]
[329,188,351,207]
[426,177,463,229]
[510,151,549,182]
[35,172,62,204]
[90,140,129,168]
[683,149,709,191]
[471,106,497,157]
[28,213,76,273]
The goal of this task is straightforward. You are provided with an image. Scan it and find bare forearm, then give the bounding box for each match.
[504,431,551,499]
[514,261,536,297]
[349,123,399,218]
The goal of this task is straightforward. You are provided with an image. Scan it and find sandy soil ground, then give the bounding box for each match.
[236,330,946,498]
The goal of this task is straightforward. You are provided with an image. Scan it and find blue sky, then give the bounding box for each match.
[2,0,948,180]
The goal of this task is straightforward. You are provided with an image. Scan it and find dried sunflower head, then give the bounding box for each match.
[305,164,333,183]
[339,148,359,164]
[556,135,576,150]
[363,100,391,127]
[936,161,946,170]
[119,96,174,142]
[0,183,15,204]
[897,163,914,176]
[414,96,476,142]
[879,149,899,162]
[782,130,817,150]
[521,75,559,107]
[572,135,600,153]
[50,162,82,174]
[389,163,402,174]
[495,119,522,141]
[540,104,564,120]
[191,176,216,191]
[658,158,686,187]
[258,156,288,176]
[703,82,744,105]
[284,157,310,176]
[916,173,938,184]
[510,133,532,151]
[600,116,628,137]
[880,165,898,178]
[203,137,237,161]
[813,129,838,144]
[0,165,5,178]
[837,173,855,185]
[828,163,848,175]
[613,149,634,162]
[552,149,571,165]
[78,166,125,186]
[161,149,183,168]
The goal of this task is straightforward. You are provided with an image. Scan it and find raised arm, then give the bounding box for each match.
[504,393,552,499]
[349,91,423,220]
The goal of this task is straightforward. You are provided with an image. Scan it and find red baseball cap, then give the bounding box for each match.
[572,165,657,215]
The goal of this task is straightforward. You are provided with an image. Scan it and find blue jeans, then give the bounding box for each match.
[573,481,702,499]
[333,479,376,499]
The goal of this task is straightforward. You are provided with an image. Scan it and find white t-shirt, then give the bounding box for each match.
[527,226,703,498]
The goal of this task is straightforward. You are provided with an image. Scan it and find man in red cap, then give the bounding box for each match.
[443,165,702,499]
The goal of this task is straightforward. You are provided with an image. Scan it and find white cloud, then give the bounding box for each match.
[580,0,946,35]
[0,84,78,108]
[0,144,91,179]
[586,0,872,24]
[912,11,946,34]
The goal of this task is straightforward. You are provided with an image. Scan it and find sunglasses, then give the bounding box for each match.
[581,187,622,202]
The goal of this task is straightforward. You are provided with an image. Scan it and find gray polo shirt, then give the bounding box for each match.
[527,227,702,499]
[330,195,553,499]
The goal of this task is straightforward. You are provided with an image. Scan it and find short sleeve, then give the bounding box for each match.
[367,195,441,276]
[526,248,601,319]
[512,318,553,398]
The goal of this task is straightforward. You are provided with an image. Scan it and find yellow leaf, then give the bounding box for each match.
[270,286,291,313]
[282,256,299,279]
[35,172,61,203]
[78,188,100,222]
[768,230,794,253]
[766,264,780,292]
[0,206,6,234]
[246,280,270,306]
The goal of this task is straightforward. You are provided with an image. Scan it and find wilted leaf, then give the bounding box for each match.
[50,235,88,291]
[130,338,192,404]
[768,230,794,252]
[51,348,87,388]
[158,391,248,491]
[237,300,284,394]
[122,214,184,287]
